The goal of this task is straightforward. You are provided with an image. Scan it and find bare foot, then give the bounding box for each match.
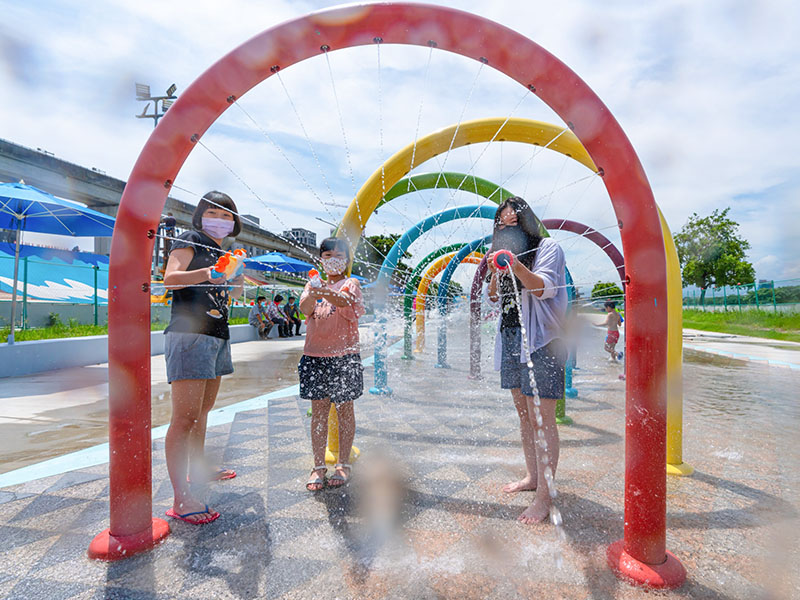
[502,477,537,493]
[518,496,551,524]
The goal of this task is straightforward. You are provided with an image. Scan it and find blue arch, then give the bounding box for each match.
[371,204,498,394]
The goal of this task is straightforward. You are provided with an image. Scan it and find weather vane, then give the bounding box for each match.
[135,82,177,127]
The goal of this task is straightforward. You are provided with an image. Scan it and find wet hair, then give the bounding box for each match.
[274,294,284,303]
[257,295,266,302]
[319,236,350,262]
[604,300,617,309]
[192,191,242,237]
[490,196,543,269]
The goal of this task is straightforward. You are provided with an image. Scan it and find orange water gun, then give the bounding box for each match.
[212,248,247,280]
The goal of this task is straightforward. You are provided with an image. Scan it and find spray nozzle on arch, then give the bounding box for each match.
[493,250,515,270]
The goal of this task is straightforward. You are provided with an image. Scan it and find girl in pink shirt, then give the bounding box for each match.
[298,237,365,491]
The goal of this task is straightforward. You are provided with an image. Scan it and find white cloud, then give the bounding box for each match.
[1,0,798,284]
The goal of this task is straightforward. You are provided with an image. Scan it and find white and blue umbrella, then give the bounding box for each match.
[0,182,116,343]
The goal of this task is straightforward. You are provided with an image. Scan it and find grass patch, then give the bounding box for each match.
[1,317,251,343]
[683,309,800,343]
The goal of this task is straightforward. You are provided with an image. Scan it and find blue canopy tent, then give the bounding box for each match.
[245,252,315,274]
[0,182,115,343]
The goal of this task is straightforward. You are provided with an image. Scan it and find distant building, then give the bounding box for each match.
[282,227,316,247]
[242,214,260,226]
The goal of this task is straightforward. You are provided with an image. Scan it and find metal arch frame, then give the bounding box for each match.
[100,3,681,587]
[401,243,467,359]
[414,250,485,353]
[380,172,516,209]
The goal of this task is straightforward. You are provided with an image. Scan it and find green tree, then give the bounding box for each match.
[351,234,413,285]
[673,208,754,304]
[591,281,623,300]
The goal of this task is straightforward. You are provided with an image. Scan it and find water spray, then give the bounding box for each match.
[502,263,566,566]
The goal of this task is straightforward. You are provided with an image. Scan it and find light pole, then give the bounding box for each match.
[135,83,177,128]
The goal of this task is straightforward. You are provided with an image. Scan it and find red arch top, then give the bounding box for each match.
[103,2,674,581]
[541,218,626,285]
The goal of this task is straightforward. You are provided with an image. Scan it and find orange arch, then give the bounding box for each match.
[415,252,483,352]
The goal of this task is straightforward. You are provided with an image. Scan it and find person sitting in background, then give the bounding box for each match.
[284,295,303,336]
[249,295,272,339]
[265,294,290,338]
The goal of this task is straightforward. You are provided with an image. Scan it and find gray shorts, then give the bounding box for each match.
[164,332,233,383]
[500,327,566,399]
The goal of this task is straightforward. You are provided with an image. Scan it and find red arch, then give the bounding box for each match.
[540,218,626,285]
[97,3,678,586]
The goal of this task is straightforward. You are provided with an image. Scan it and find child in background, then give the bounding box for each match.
[599,300,623,361]
[298,237,365,491]
[162,191,243,525]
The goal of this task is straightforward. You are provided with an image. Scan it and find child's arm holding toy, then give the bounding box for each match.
[164,248,216,289]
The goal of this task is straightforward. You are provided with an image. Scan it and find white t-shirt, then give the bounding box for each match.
[491,237,567,370]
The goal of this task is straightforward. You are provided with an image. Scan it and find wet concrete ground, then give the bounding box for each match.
[0,319,798,599]
[0,336,309,474]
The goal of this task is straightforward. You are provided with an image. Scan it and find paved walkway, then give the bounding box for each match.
[683,328,800,369]
[0,322,797,599]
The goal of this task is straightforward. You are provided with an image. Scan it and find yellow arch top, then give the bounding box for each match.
[337,118,598,252]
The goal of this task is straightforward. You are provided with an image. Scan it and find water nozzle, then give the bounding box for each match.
[493,250,515,270]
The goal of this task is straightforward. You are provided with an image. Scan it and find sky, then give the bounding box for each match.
[1,0,798,293]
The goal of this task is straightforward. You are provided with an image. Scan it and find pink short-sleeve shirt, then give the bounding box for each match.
[300,278,365,357]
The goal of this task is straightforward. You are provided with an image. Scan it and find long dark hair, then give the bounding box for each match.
[490,196,543,269]
[192,191,242,237]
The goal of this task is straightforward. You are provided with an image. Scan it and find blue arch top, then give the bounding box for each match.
[375,204,499,295]
[436,234,493,311]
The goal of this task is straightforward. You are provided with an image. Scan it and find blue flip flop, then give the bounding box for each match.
[165,505,220,525]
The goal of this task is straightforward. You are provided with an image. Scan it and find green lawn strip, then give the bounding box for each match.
[1,317,250,344]
[682,309,800,343]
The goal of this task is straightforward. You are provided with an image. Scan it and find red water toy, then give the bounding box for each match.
[492,249,515,270]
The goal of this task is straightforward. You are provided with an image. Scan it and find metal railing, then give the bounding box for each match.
[682,279,800,312]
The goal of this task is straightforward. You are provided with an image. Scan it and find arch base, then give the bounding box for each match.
[369,386,393,396]
[325,446,360,465]
[88,518,170,561]
[666,462,695,477]
[565,387,579,398]
[606,540,686,590]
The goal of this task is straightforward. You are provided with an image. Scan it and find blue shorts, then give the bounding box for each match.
[500,327,566,399]
[164,332,233,383]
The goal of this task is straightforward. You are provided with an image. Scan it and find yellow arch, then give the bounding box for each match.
[414,252,484,352]
[346,116,689,475]
[337,118,598,250]
[660,208,694,476]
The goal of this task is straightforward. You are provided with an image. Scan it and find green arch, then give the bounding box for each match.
[380,172,516,209]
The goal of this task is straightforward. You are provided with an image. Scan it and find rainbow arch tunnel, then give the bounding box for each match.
[103,3,683,588]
